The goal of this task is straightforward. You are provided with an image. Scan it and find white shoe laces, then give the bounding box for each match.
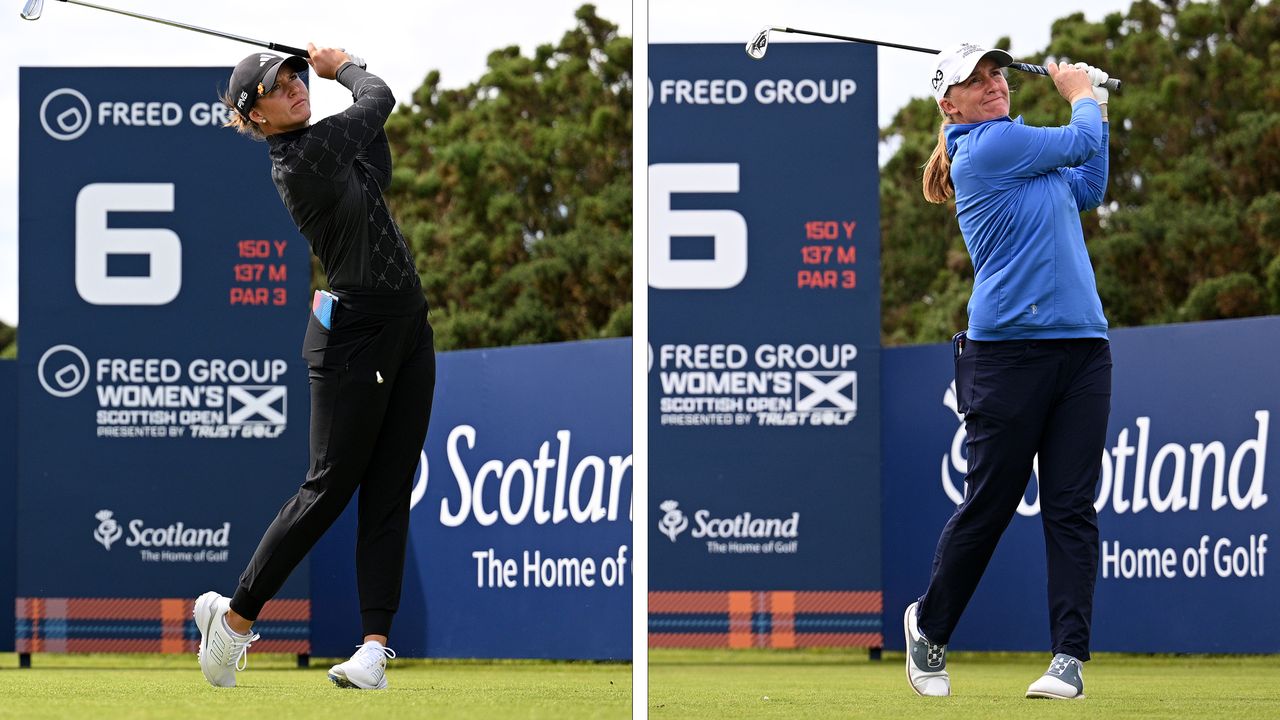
[226,631,262,671]
[353,642,396,670]
[926,641,946,667]
[1047,655,1073,676]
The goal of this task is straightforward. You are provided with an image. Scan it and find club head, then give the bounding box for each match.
[20,0,44,20]
[745,26,773,60]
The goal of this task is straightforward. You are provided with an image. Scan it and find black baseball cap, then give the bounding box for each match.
[227,52,309,120]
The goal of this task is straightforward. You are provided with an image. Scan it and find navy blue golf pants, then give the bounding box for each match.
[917,336,1111,661]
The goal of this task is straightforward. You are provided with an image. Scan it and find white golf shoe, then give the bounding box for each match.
[904,602,950,697]
[1026,653,1086,699]
[328,641,397,690]
[194,591,261,688]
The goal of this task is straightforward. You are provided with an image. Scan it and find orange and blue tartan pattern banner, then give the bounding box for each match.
[16,597,309,654]
[649,591,882,649]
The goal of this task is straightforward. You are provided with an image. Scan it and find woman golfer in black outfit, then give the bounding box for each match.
[194,43,434,691]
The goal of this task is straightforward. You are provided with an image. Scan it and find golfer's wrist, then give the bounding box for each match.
[335,61,360,82]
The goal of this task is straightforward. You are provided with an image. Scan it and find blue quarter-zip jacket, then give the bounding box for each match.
[946,98,1109,340]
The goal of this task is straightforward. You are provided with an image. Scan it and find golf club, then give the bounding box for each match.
[747,26,1122,92]
[20,0,309,57]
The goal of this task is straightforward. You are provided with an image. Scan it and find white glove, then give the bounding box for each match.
[339,49,368,70]
[1073,61,1110,104]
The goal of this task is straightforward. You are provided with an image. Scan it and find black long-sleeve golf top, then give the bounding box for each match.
[266,63,422,311]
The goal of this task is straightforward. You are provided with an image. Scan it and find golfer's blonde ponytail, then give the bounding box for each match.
[922,119,953,204]
[220,89,266,141]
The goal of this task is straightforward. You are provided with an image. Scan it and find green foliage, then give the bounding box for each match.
[0,320,15,359]
[880,1,1280,345]
[383,4,631,350]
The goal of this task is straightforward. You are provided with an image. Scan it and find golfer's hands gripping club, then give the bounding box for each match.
[307,43,359,79]
[1072,61,1111,105]
[1046,62,1094,106]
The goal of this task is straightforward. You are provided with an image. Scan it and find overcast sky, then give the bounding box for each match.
[0,0,630,327]
[1,0,1135,327]
[650,0,1133,128]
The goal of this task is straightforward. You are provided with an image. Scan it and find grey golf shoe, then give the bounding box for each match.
[904,601,950,697]
[1026,653,1085,699]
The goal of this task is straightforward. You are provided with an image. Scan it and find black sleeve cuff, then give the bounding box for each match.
[334,61,362,88]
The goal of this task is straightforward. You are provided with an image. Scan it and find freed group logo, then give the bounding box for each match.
[37,344,91,397]
[37,85,235,142]
[34,343,291,439]
[40,87,92,141]
[653,342,860,427]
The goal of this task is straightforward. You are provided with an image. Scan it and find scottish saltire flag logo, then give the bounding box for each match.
[795,371,857,412]
[227,385,287,425]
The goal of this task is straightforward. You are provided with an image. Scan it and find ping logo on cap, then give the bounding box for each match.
[236,90,249,109]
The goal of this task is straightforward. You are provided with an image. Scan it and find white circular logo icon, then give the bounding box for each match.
[40,88,92,141]
[37,344,91,397]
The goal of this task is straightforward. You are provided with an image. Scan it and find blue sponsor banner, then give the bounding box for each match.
[883,317,1280,652]
[17,68,310,652]
[311,338,632,659]
[1,360,14,652]
[648,43,882,644]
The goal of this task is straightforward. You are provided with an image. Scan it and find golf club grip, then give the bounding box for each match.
[270,42,310,58]
[1011,61,1122,92]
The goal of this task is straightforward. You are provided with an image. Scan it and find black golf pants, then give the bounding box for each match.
[918,336,1111,661]
[231,299,435,639]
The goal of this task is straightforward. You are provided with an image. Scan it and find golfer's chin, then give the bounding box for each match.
[281,110,311,132]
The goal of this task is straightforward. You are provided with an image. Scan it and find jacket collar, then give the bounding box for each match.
[944,115,1021,156]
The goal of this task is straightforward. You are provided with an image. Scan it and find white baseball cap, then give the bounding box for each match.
[930,42,1014,101]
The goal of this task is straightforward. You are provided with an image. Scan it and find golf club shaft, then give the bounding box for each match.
[779,27,939,55]
[56,0,309,56]
[776,27,1122,92]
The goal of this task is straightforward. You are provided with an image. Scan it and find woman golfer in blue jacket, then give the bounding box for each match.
[904,43,1112,700]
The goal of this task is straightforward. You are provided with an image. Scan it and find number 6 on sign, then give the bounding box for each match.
[75,183,182,305]
[649,164,748,289]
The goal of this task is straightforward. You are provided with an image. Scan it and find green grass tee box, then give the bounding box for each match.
[0,653,630,720]
[650,649,1280,720]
